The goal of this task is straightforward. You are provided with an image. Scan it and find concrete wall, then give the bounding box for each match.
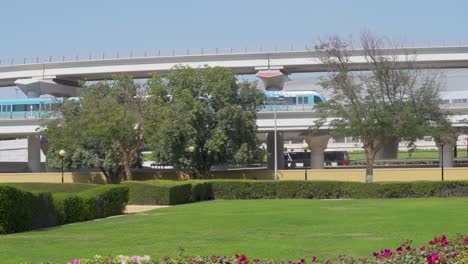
[0,168,467,183]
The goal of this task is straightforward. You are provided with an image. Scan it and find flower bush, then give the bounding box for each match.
[69,234,468,264]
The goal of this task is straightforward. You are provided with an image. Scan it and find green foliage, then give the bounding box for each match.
[316,33,451,181]
[43,75,146,183]
[124,181,193,205]
[0,185,128,233]
[0,186,34,233]
[53,194,87,224]
[146,66,264,178]
[0,182,98,193]
[125,180,468,204]
[54,185,129,224]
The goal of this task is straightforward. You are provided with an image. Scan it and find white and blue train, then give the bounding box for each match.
[0,90,327,119]
[262,90,327,111]
[0,98,66,119]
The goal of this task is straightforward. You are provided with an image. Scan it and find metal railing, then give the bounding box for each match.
[3,40,468,66]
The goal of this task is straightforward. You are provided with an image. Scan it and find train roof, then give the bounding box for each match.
[0,97,63,104]
[265,90,324,96]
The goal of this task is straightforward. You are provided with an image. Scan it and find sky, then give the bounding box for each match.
[1,0,468,98]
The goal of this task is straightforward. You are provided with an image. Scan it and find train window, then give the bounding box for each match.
[1,105,5,112]
[13,105,27,112]
[304,97,309,104]
[298,97,303,104]
[29,104,39,111]
[285,97,296,105]
[314,96,323,103]
[453,98,467,104]
[7,105,11,112]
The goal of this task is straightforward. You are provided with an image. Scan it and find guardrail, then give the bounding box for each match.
[3,40,468,66]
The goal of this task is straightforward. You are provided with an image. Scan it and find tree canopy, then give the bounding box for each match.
[145,66,264,177]
[44,75,146,183]
[316,32,452,182]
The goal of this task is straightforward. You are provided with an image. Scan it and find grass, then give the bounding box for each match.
[1,198,468,263]
[0,182,98,193]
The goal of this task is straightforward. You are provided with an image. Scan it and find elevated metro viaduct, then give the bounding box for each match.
[1,109,467,172]
[2,45,468,171]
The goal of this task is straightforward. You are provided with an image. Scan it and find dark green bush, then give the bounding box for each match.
[80,185,129,217]
[124,181,192,205]
[189,181,213,201]
[54,185,129,224]
[125,180,468,204]
[0,186,33,234]
[53,194,86,224]
[0,184,128,234]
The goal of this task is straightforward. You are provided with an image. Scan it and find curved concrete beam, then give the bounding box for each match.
[14,78,78,98]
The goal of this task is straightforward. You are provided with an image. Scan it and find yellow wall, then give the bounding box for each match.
[0,168,466,183]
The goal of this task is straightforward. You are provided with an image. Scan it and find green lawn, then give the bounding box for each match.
[1,198,467,263]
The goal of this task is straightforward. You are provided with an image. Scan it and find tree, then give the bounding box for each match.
[44,75,147,183]
[146,66,264,178]
[316,32,450,182]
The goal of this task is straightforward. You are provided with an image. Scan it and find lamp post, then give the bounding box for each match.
[303,143,309,181]
[440,144,445,181]
[59,149,66,183]
[186,146,195,179]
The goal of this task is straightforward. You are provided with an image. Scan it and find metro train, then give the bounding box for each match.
[0,90,327,119]
[262,90,327,111]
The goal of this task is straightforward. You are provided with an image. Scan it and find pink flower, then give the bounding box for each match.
[70,260,80,264]
[131,256,141,262]
[427,252,441,264]
[312,256,317,262]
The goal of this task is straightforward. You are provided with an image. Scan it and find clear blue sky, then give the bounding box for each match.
[1,0,468,98]
[1,0,468,59]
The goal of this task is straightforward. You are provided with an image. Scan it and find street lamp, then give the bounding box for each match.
[303,143,309,181]
[186,146,195,178]
[59,149,66,183]
[273,95,285,183]
[440,144,445,181]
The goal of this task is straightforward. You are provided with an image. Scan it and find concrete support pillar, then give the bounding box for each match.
[305,134,331,169]
[267,131,284,170]
[28,135,41,172]
[375,140,399,160]
[438,143,454,168]
[256,69,289,91]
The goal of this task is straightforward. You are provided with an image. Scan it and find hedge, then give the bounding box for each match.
[0,185,128,234]
[124,181,193,205]
[0,182,98,193]
[122,180,468,206]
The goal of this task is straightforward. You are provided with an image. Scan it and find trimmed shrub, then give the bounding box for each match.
[209,180,276,199]
[54,185,129,224]
[80,185,129,217]
[53,194,86,224]
[0,182,98,193]
[122,179,468,206]
[124,181,192,205]
[188,181,213,201]
[0,186,34,234]
[0,184,128,234]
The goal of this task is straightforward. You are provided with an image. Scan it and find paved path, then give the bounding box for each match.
[124,205,170,214]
